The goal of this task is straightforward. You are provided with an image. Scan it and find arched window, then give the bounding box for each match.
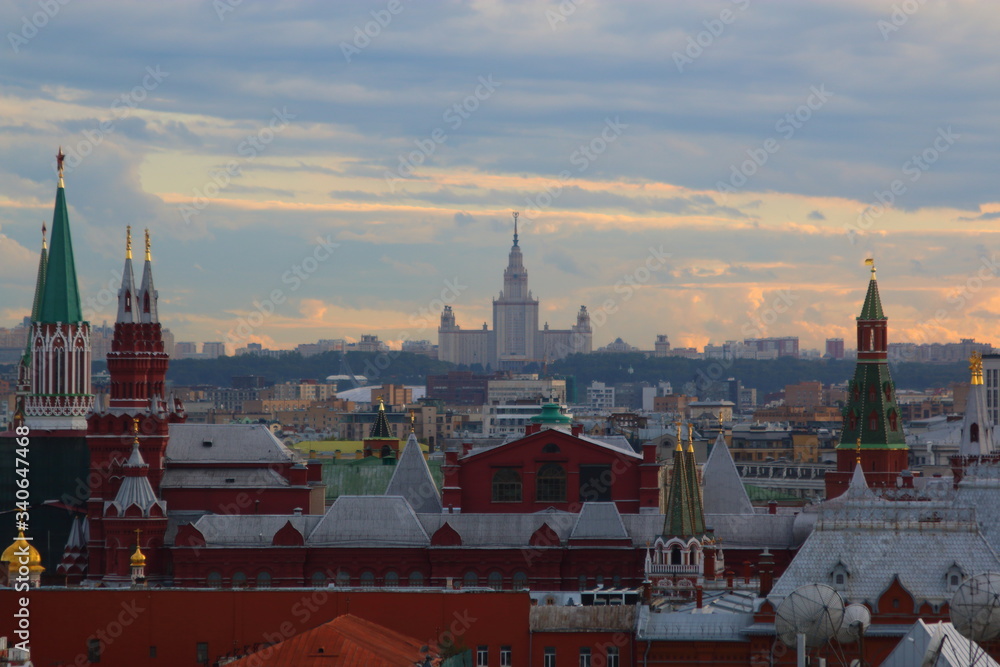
[888,410,898,432]
[360,571,376,588]
[868,385,877,401]
[488,571,503,590]
[536,464,566,502]
[612,575,622,588]
[578,574,587,591]
[869,411,879,431]
[670,547,682,565]
[512,571,528,591]
[384,570,399,587]
[409,571,425,587]
[542,443,561,453]
[256,571,271,588]
[463,571,479,588]
[311,571,328,587]
[336,571,350,587]
[849,412,857,430]
[231,571,247,588]
[207,571,222,588]
[971,423,980,443]
[492,469,522,502]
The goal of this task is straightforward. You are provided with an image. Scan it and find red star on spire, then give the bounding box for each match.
[56,146,65,174]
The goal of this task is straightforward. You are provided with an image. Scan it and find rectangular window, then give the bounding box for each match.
[500,646,512,666]
[149,646,157,658]
[196,642,209,665]
[544,648,556,667]
[579,465,612,502]
[607,647,619,667]
[88,639,101,663]
[579,647,592,667]
[477,646,489,667]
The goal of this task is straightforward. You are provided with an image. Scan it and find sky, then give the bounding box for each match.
[1,0,1000,354]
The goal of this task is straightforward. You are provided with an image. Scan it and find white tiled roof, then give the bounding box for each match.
[636,604,754,642]
[160,468,292,489]
[191,514,319,546]
[881,619,1000,667]
[770,502,1000,608]
[418,513,573,547]
[702,433,754,515]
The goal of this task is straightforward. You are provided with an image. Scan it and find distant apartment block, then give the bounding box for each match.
[825,337,845,359]
[889,338,992,363]
[486,375,566,405]
[202,341,227,358]
[586,381,615,410]
[743,336,799,359]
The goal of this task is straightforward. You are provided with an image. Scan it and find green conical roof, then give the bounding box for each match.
[38,183,83,323]
[837,360,906,450]
[30,241,48,324]
[663,443,707,539]
[859,272,885,320]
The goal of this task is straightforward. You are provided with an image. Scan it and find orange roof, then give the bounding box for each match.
[223,613,439,667]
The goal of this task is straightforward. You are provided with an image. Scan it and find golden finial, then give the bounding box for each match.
[687,423,695,453]
[144,228,151,261]
[377,395,385,411]
[56,146,65,187]
[126,225,133,260]
[674,420,683,452]
[130,528,146,567]
[865,257,875,279]
[856,436,862,465]
[132,416,140,445]
[971,350,984,386]
[409,409,415,433]
[41,222,47,250]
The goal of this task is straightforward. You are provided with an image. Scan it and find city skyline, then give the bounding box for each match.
[2,2,1000,352]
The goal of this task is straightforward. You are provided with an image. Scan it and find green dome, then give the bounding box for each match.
[530,403,572,425]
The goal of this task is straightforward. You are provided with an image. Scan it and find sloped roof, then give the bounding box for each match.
[166,424,301,463]
[636,605,754,642]
[39,182,83,323]
[702,433,754,515]
[881,619,1000,667]
[384,434,441,514]
[106,443,164,516]
[189,514,319,547]
[308,496,429,547]
[570,502,628,539]
[368,401,393,439]
[418,513,574,547]
[224,613,436,667]
[160,468,292,489]
[859,271,885,320]
[473,429,640,460]
[770,503,1000,607]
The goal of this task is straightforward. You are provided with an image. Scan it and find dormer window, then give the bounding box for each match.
[830,562,849,590]
[946,564,965,590]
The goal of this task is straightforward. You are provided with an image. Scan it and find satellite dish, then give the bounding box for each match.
[835,604,871,644]
[950,572,1000,643]
[774,584,845,649]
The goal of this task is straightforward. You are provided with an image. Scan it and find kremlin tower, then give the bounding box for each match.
[824,260,909,497]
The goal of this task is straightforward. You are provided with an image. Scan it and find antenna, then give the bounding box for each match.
[950,572,1000,644]
[774,583,845,650]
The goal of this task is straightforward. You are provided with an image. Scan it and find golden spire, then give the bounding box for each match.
[41,221,47,250]
[856,436,862,465]
[971,350,984,386]
[865,257,875,279]
[409,409,415,433]
[378,396,385,412]
[144,228,151,261]
[126,225,133,260]
[687,423,695,453]
[674,420,683,452]
[56,146,65,187]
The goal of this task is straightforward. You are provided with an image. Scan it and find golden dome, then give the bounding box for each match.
[130,545,146,568]
[2,531,44,572]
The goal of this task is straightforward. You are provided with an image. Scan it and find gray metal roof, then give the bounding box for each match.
[704,513,799,548]
[770,502,1000,608]
[418,513,573,547]
[160,467,292,489]
[384,434,441,514]
[570,502,628,539]
[636,605,754,642]
[702,433,754,515]
[881,619,1000,667]
[190,514,319,547]
[166,423,300,463]
[106,443,164,516]
[307,496,430,547]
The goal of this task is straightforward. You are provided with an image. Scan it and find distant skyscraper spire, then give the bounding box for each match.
[512,211,519,247]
